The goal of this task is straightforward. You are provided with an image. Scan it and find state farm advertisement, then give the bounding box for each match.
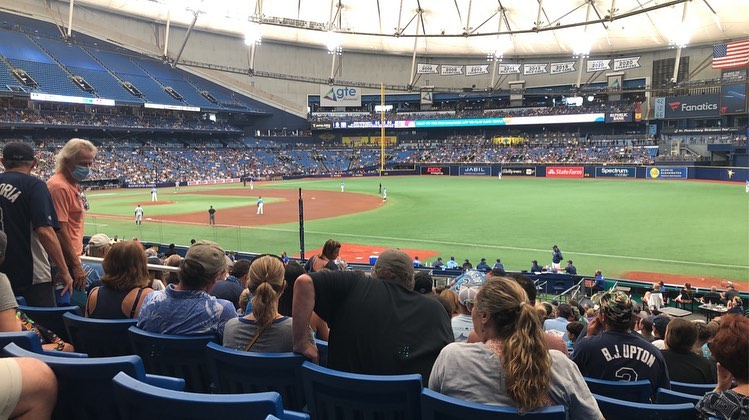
[546,166,584,178]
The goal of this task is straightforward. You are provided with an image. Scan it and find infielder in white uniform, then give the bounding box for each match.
[257,196,264,214]
[134,204,144,225]
[151,187,158,202]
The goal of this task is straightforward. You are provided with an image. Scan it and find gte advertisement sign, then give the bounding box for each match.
[420,166,450,175]
[501,166,536,176]
[546,166,584,178]
[664,94,720,118]
[459,166,490,176]
[320,85,362,107]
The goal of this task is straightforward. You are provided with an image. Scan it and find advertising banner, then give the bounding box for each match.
[187,178,240,186]
[664,94,720,119]
[546,166,584,178]
[720,84,746,114]
[459,166,491,176]
[420,91,433,106]
[605,112,633,123]
[320,85,361,107]
[311,122,332,129]
[501,166,536,176]
[646,167,688,179]
[421,166,450,175]
[595,167,636,178]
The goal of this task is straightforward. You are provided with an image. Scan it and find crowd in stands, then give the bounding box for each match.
[309,102,632,122]
[0,109,241,132]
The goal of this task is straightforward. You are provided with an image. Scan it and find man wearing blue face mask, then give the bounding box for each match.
[47,138,98,303]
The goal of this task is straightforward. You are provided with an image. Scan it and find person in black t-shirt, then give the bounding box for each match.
[660,318,716,384]
[292,249,453,381]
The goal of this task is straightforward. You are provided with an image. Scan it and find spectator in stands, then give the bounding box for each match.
[0,355,57,420]
[591,270,605,294]
[675,282,694,307]
[453,285,480,342]
[462,259,473,271]
[544,304,572,342]
[695,315,749,420]
[566,321,584,351]
[304,239,340,272]
[573,291,670,397]
[475,258,491,272]
[163,254,181,287]
[276,261,329,341]
[164,243,178,257]
[492,258,504,271]
[73,233,114,308]
[292,249,453,379]
[530,259,543,272]
[223,256,312,351]
[635,313,656,342]
[210,259,250,310]
[660,319,716,384]
[413,271,433,295]
[47,138,98,299]
[137,240,237,338]
[651,315,671,349]
[0,142,73,307]
[440,289,460,317]
[432,257,444,270]
[702,286,723,305]
[551,245,564,271]
[429,278,602,417]
[85,241,154,319]
[564,260,577,275]
[445,257,459,270]
[722,283,739,303]
[413,256,422,268]
[726,296,744,315]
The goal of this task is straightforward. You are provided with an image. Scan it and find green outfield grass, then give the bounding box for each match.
[84,177,749,282]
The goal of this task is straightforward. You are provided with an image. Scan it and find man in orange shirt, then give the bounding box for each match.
[47,138,97,301]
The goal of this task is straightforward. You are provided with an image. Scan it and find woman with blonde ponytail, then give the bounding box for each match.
[222,255,313,352]
[429,278,602,418]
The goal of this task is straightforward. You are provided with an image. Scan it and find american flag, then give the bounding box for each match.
[713,39,749,69]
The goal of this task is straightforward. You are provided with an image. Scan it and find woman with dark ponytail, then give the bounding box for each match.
[429,278,602,417]
[223,256,313,351]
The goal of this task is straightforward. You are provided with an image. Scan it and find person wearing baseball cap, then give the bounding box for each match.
[137,240,237,338]
[572,290,670,398]
[530,259,543,272]
[0,142,73,306]
[292,249,453,380]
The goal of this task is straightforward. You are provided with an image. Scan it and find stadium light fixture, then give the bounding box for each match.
[326,30,342,55]
[245,21,262,46]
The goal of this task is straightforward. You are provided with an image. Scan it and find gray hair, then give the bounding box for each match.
[55,138,97,173]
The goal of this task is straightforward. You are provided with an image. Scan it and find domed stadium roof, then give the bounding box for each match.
[78,0,747,56]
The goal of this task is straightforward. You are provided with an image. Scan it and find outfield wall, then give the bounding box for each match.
[412,164,748,182]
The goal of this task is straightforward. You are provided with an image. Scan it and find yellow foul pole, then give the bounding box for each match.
[380,83,385,174]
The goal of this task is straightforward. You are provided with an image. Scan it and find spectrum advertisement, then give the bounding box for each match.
[646,167,688,179]
[595,167,636,178]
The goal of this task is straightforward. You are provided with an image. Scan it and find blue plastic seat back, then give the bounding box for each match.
[584,377,652,402]
[315,338,328,367]
[670,381,716,396]
[128,326,216,392]
[17,304,81,342]
[3,342,146,420]
[112,371,286,420]
[0,331,43,355]
[656,388,704,405]
[593,393,696,420]
[63,312,137,357]
[300,361,422,420]
[421,388,567,419]
[205,342,306,410]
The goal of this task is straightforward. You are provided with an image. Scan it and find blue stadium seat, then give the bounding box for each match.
[584,377,652,403]
[300,361,422,420]
[0,331,87,358]
[128,326,217,392]
[63,312,137,357]
[592,394,696,420]
[14,296,26,305]
[205,342,306,410]
[669,381,716,396]
[112,372,308,420]
[3,342,184,420]
[315,338,328,367]
[655,388,703,405]
[421,388,567,419]
[17,304,82,342]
